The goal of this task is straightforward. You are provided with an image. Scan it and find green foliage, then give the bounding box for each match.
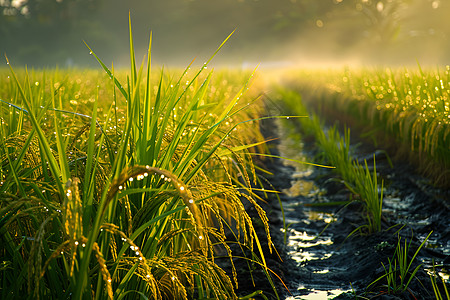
[284,66,450,186]
[367,231,432,296]
[272,88,384,234]
[0,17,277,299]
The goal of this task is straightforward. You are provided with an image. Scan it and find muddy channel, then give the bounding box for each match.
[237,118,450,300]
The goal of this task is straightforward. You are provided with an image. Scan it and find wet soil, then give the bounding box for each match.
[229,118,449,299]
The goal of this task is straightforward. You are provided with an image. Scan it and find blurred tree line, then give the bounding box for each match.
[1,0,449,67]
[1,0,106,66]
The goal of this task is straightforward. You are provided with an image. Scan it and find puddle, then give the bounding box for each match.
[306,211,336,224]
[286,228,333,263]
[284,180,319,198]
[425,266,450,283]
[286,287,350,300]
[275,119,322,198]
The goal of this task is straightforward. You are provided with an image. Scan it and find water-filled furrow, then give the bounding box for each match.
[273,119,352,298]
[268,118,450,299]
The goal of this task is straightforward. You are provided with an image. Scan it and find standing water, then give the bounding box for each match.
[263,118,450,299]
[270,119,352,299]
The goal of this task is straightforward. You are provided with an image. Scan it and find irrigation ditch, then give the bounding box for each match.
[228,102,450,299]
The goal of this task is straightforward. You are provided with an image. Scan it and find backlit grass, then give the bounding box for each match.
[282,66,450,187]
[271,88,384,234]
[0,19,277,299]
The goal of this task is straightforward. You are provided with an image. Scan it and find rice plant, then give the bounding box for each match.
[0,16,277,299]
[367,231,432,297]
[271,87,384,234]
[282,66,450,187]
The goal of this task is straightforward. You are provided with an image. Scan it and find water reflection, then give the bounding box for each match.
[306,211,336,224]
[276,119,322,198]
[425,267,450,283]
[275,120,312,172]
[283,179,319,198]
[286,288,348,300]
[275,118,349,297]
[285,228,333,264]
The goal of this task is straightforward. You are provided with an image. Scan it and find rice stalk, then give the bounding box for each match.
[0,13,279,299]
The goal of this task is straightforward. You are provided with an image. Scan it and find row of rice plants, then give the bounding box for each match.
[271,88,383,234]
[282,66,450,187]
[272,87,448,299]
[0,21,277,299]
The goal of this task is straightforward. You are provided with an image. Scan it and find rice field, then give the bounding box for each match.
[280,66,450,187]
[0,26,280,299]
[268,68,450,298]
[1,20,450,299]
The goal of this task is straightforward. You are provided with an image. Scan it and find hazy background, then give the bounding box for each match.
[1,0,449,68]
